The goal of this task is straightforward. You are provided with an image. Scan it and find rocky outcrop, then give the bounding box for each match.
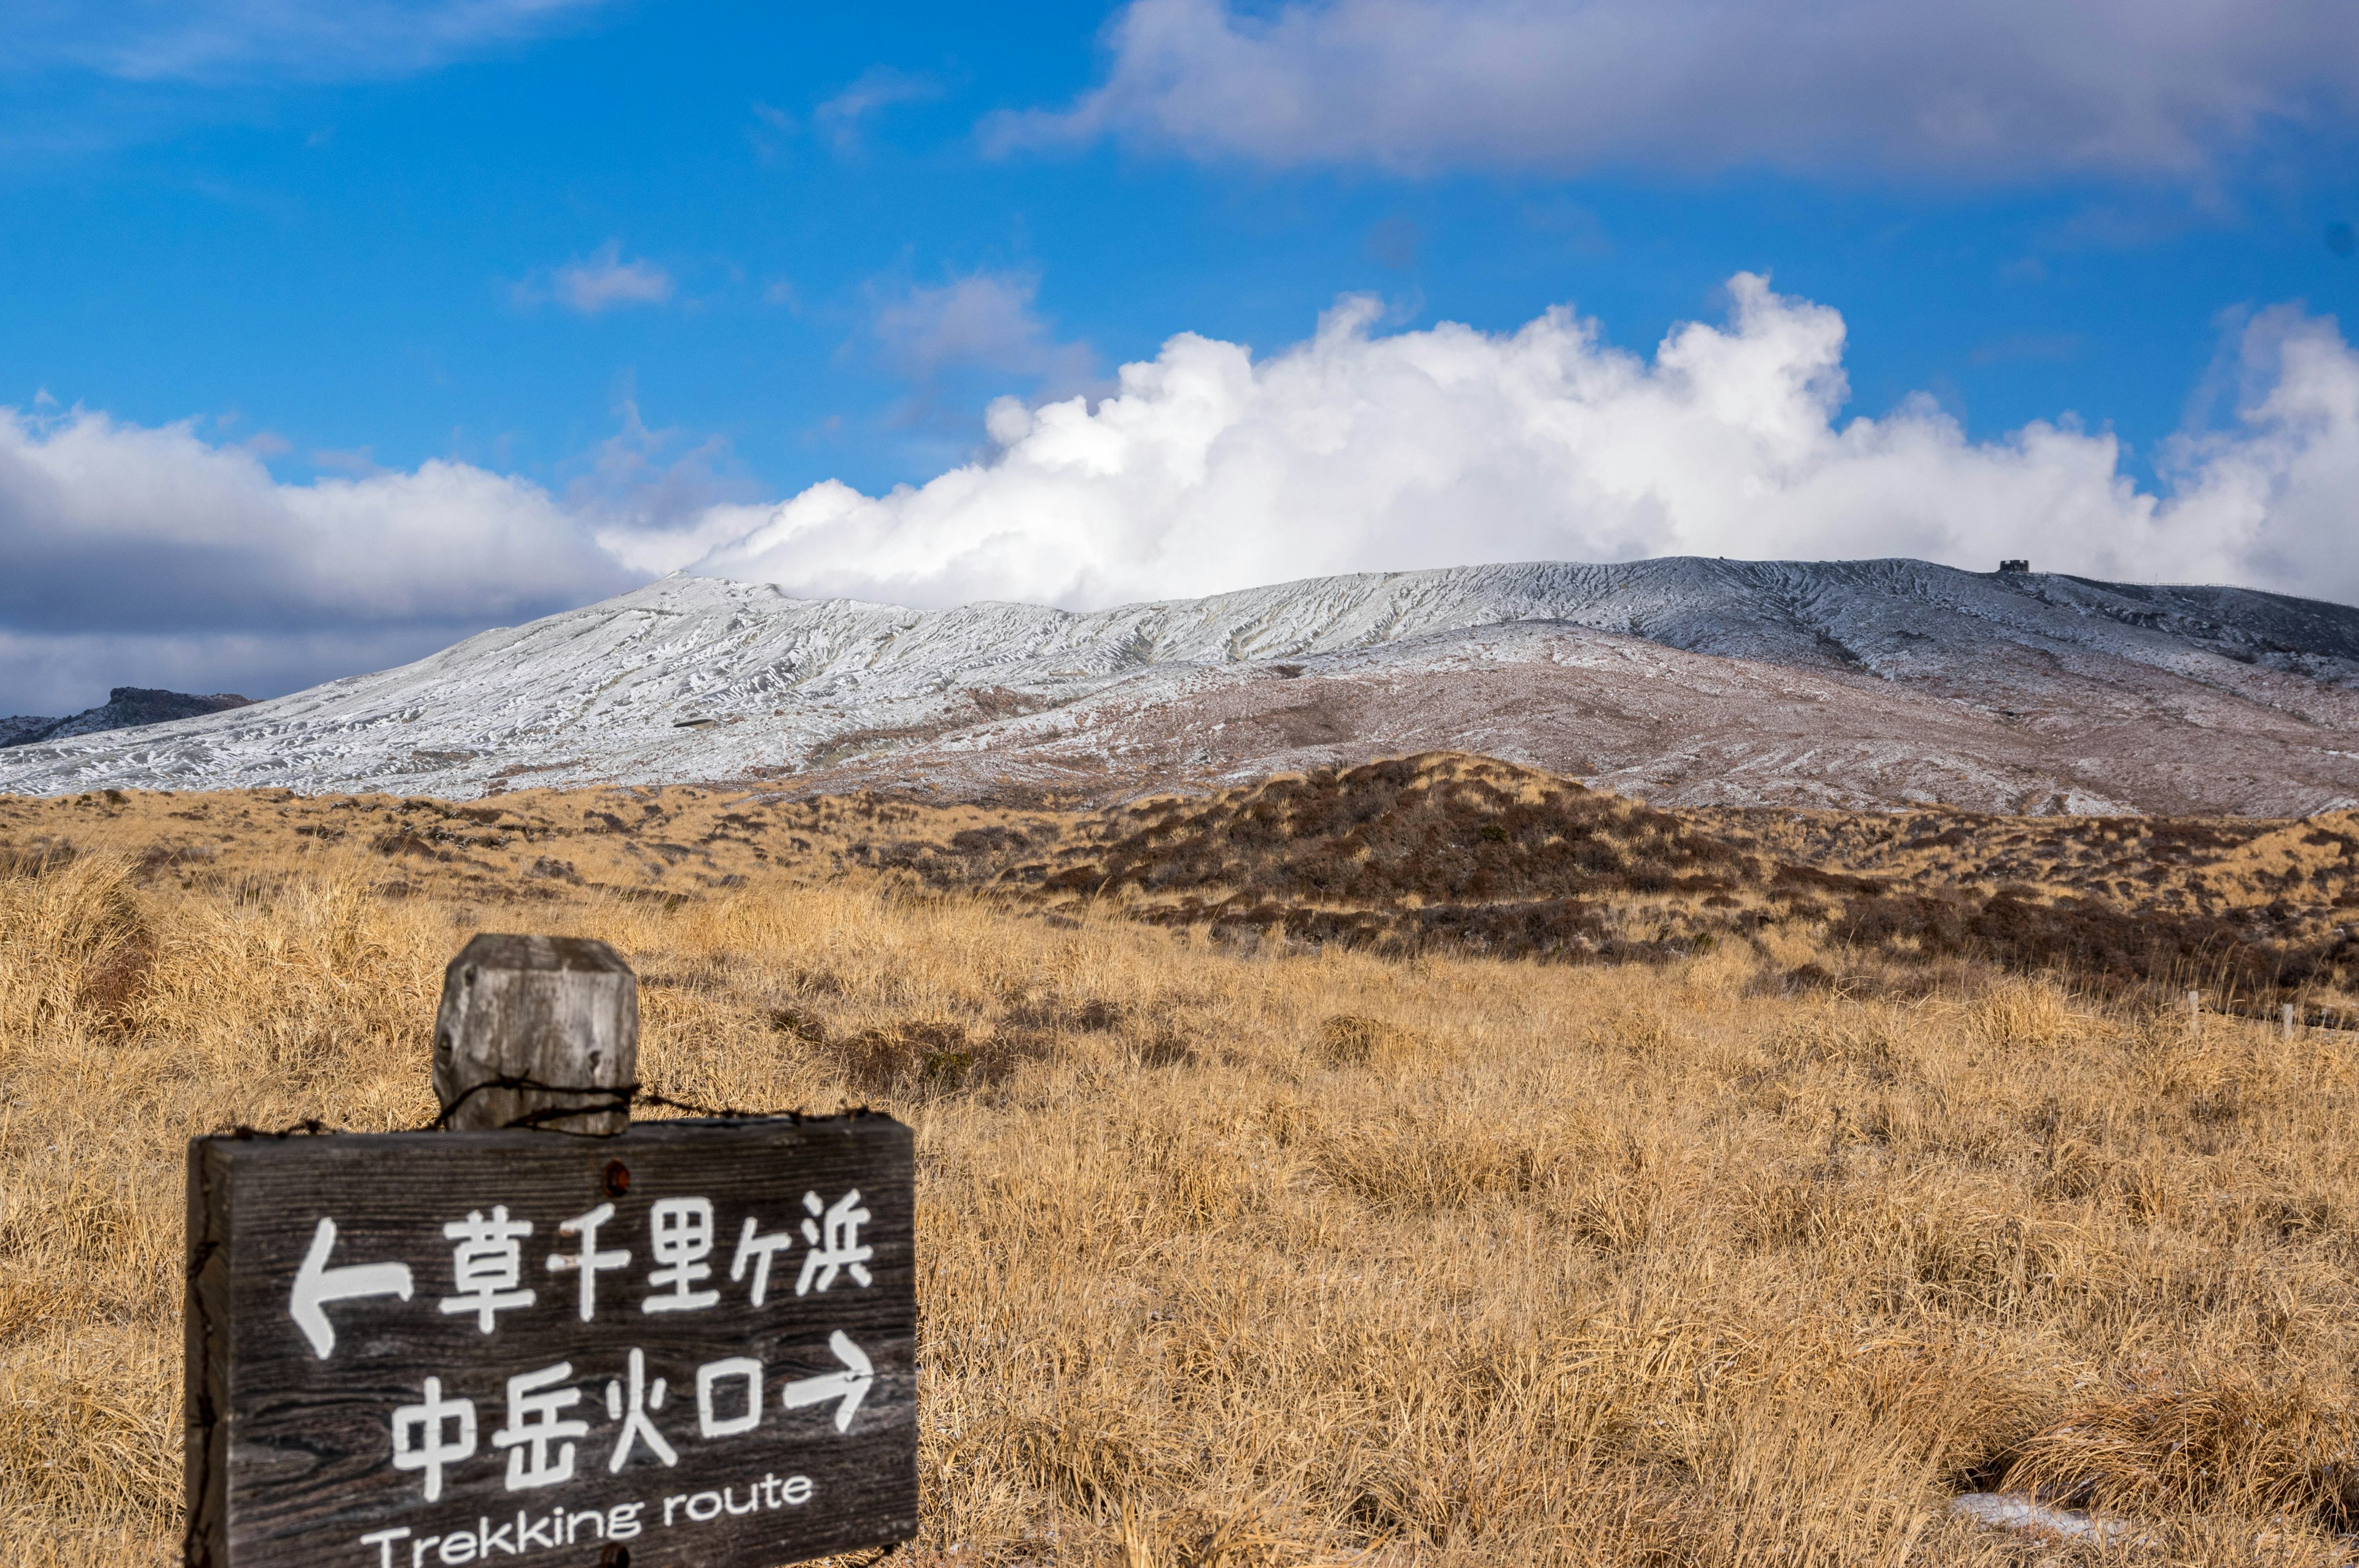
[1,688,252,749]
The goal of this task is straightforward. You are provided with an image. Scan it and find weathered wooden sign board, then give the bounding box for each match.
[185,1114,916,1567]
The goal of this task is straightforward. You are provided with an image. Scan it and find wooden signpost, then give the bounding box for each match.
[185,935,917,1568]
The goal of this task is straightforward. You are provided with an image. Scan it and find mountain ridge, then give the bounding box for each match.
[0,687,253,750]
[0,558,2353,814]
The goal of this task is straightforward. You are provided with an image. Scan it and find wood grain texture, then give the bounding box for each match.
[186,1137,231,1556]
[432,934,638,1135]
[184,1115,916,1568]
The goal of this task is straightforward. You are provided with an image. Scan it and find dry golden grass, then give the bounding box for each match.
[0,776,1052,908]
[9,820,2359,1564]
[7,756,2355,1028]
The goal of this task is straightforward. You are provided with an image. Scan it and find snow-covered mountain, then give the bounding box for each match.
[4,558,2357,814]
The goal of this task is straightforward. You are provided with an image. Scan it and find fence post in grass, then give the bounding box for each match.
[2186,989,2201,1029]
[431,932,638,1133]
[2285,1002,2298,1039]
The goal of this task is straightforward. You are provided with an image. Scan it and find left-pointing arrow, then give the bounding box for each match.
[288,1217,414,1359]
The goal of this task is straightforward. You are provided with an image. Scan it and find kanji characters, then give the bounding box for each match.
[389,1376,476,1502]
[356,1188,897,1501]
[385,1337,880,1497]
[695,1356,763,1438]
[546,1202,631,1322]
[796,1189,874,1295]
[604,1347,679,1472]
[489,1362,589,1489]
[643,1198,721,1313]
[335,1190,883,1356]
[439,1206,536,1332]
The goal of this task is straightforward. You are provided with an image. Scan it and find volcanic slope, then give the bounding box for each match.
[1,558,2355,814]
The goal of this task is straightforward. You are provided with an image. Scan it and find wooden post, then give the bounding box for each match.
[186,932,918,1568]
[431,933,637,1134]
[2285,1002,2298,1038]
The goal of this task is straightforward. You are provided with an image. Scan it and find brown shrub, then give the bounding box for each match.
[835,1017,1038,1093]
[1315,1012,1402,1068]
[2003,1372,2359,1527]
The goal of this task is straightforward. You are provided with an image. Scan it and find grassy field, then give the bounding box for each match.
[6,765,2359,1564]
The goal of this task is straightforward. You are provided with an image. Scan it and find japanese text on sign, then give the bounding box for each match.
[185,1117,917,1568]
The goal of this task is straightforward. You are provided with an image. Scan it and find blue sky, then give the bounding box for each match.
[1,0,2355,713]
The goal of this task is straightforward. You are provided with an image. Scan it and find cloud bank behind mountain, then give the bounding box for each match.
[4,273,2355,712]
[690,275,2359,614]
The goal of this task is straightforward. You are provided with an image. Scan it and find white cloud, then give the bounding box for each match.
[0,405,635,712]
[815,66,942,154]
[688,275,2359,612]
[573,401,765,576]
[10,276,2355,715]
[993,0,2359,178]
[2157,307,2359,597]
[1,0,616,86]
[534,241,675,314]
[869,270,1094,389]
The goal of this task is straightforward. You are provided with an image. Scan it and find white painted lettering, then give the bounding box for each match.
[565,1510,604,1545]
[643,1198,721,1312]
[517,1509,557,1551]
[437,1531,477,1566]
[545,1202,631,1322]
[289,1217,413,1360]
[410,1538,437,1568]
[695,1356,763,1438]
[782,1474,813,1505]
[390,1378,478,1502]
[608,1502,644,1540]
[488,1362,588,1489]
[475,1514,515,1556]
[439,1207,536,1332]
[603,1346,678,1471]
[359,1525,412,1568]
[729,1215,796,1306]
[686,1490,723,1522]
[796,1190,874,1295]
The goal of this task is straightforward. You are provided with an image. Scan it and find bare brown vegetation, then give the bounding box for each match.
[7,762,2359,1564]
[1000,757,2359,1016]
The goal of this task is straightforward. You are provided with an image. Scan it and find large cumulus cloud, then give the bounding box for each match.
[690,275,2359,611]
[8,275,2356,715]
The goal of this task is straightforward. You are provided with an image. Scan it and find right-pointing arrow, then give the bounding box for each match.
[778,1330,874,1433]
[288,1217,414,1359]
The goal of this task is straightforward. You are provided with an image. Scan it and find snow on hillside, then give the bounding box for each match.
[2,558,2355,814]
